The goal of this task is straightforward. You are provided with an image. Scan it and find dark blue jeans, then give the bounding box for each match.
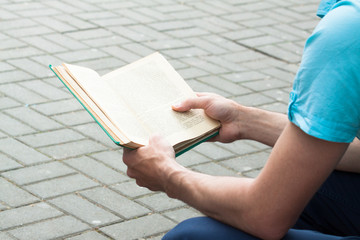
[163,171,360,239]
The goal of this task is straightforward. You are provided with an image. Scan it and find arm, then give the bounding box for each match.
[176,93,359,172]
[123,122,348,239]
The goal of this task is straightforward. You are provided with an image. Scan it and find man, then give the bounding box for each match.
[123,0,360,239]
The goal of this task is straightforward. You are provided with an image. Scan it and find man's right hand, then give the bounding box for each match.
[172,92,246,143]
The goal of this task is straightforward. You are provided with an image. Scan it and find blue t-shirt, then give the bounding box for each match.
[288,0,360,143]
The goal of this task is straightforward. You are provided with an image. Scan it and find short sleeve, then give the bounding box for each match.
[288,0,360,143]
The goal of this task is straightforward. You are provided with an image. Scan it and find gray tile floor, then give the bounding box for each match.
[0,0,320,239]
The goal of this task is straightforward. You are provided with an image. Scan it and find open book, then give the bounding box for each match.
[50,52,220,156]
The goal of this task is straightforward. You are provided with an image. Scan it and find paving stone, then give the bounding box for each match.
[215,140,263,156]
[0,231,17,240]
[137,193,186,212]
[64,156,127,185]
[176,150,212,167]
[90,150,127,173]
[0,138,49,165]
[112,9,154,24]
[0,130,7,139]
[144,39,190,51]
[0,113,36,136]
[193,157,240,174]
[38,139,106,160]
[0,38,26,51]
[32,99,83,116]
[0,70,34,84]
[5,107,62,131]
[100,214,175,240]
[0,177,38,207]
[149,20,193,32]
[178,67,209,80]
[0,153,22,172]
[187,79,230,97]
[260,67,296,82]
[111,180,152,198]
[0,62,15,72]
[0,83,47,105]
[7,216,89,240]
[221,151,269,173]
[242,78,289,92]
[0,18,37,31]
[44,33,88,51]
[232,93,274,107]
[169,9,209,20]
[82,35,129,48]
[163,208,202,223]
[101,46,141,63]
[162,47,207,59]
[260,101,288,114]
[74,57,125,73]
[66,28,114,40]
[122,43,155,57]
[20,80,70,101]
[52,110,94,126]
[42,1,81,13]
[56,49,108,63]
[49,194,120,227]
[2,2,45,11]
[5,25,54,38]
[185,37,228,55]
[25,174,99,199]
[34,16,77,32]
[32,55,64,71]
[0,97,21,110]
[74,123,119,148]
[0,202,8,210]
[81,187,151,219]
[65,231,110,240]
[90,16,135,27]
[21,36,66,53]
[0,202,63,230]
[17,8,60,18]
[17,128,85,148]
[221,71,267,83]
[258,44,301,63]
[54,14,95,29]
[2,162,75,185]
[194,142,235,160]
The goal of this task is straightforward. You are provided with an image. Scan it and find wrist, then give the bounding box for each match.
[239,107,287,146]
[163,165,191,199]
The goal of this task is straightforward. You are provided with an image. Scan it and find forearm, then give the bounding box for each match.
[239,106,288,147]
[165,169,259,236]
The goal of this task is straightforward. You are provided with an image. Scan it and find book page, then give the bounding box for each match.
[53,66,130,145]
[64,64,149,145]
[102,52,220,145]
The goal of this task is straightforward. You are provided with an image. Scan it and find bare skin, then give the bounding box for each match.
[123,92,359,239]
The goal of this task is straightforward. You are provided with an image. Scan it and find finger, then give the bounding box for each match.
[172,96,211,112]
[122,147,137,166]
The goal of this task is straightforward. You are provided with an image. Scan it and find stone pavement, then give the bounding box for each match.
[0,0,320,239]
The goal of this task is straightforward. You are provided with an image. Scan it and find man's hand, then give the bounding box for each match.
[122,134,186,192]
[172,92,244,143]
